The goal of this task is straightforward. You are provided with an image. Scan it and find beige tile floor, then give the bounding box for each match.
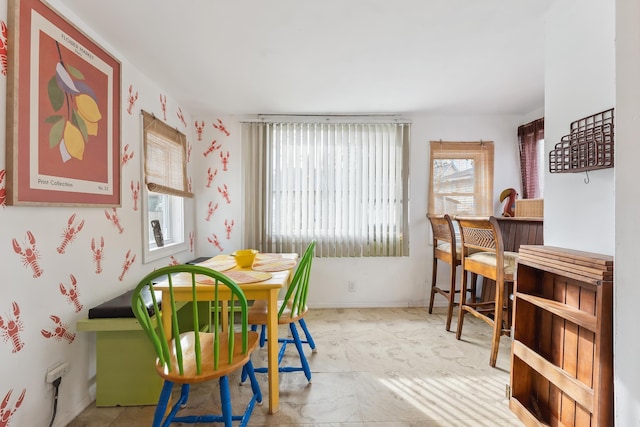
[68,307,523,426]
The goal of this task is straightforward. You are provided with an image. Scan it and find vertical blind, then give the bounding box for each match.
[242,119,410,257]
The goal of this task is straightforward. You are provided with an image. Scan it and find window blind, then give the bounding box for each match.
[142,111,193,198]
[243,119,410,257]
[428,141,494,216]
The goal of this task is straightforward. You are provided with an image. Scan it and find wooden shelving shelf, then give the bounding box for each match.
[510,245,613,427]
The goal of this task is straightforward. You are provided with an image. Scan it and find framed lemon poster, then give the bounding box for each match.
[6,0,121,206]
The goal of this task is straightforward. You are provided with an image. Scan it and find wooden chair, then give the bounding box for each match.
[426,213,467,331]
[130,265,262,427]
[244,240,317,383]
[454,216,519,367]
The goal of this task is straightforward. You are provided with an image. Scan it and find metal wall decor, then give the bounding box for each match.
[549,108,614,173]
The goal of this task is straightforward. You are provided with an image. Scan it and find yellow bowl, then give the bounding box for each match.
[232,249,259,268]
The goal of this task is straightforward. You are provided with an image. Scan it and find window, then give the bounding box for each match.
[141,111,193,263]
[147,193,183,249]
[428,141,494,216]
[242,118,410,257]
[518,118,544,199]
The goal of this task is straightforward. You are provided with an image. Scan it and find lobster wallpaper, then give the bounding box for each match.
[0,1,243,424]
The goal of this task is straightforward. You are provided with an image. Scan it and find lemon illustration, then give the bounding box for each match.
[76,94,102,135]
[63,121,85,160]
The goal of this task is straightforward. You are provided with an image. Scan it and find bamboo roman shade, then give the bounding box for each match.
[142,111,193,198]
[428,141,494,216]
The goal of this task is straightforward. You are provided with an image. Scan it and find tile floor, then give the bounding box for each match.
[68,307,523,426]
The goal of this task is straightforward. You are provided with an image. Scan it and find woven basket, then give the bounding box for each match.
[515,199,543,218]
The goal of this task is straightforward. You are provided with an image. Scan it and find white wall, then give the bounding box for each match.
[544,0,638,425]
[615,0,640,424]
[544,0,616,255]
[0,1,197,425]
[191,115,244,257]
[190,112,524,309]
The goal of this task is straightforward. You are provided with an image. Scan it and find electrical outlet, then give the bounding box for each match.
[46,362,69,383]
[348,281,356,292]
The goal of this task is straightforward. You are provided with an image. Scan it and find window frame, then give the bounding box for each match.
[428,141,495,217]
[142,190,186,262]
[140,111,191,263]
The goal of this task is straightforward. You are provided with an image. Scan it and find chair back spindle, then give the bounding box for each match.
[426,214,461,331]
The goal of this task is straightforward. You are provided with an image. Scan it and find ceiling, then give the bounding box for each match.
[57,0,555,116]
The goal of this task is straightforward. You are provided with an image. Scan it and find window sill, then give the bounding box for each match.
[143,241,188,264]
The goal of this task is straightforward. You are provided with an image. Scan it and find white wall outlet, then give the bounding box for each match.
[348,281,356,292]
[46,362,69,383]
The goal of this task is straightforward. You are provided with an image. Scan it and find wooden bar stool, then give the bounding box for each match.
[427,213,468,331]
[454,216,518,367]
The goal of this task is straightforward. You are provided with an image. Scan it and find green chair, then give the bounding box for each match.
[130,265,262,427]
[243,240,317,382]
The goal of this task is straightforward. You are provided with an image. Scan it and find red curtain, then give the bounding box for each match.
[518,118,544,199]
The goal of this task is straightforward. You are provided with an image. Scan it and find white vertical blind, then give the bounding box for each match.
[243,119,409,257]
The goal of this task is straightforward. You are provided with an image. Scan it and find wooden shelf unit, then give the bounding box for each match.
[510,245,613,426]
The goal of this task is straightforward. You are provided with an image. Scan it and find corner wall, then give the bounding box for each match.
[614,0,640,424]
[543,0,615,255]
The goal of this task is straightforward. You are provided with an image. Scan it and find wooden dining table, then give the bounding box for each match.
[154,253,298,414]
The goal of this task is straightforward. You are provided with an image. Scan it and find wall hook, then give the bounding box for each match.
[584,170,590,184]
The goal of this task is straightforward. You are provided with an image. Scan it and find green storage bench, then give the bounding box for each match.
[77,281,210,407]
[77,286,163,407]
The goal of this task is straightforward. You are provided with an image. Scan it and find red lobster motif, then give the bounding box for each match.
[218,184,231,204]
[131,180,140,211]
[0,389,26,427]
[0,169,7,208]
[105,208,124,234]
[220,151,230,171]
[0,21,7,77]
[12,231,43,278]
[195,120,205,141]
[212,118,230,136]
[122,144,135,166]
[0,302,24,353]
[60,274,83,313]
[119,250,136,281]
[160,94,167,120]
[206,168,218,188]
[189,232,194,252]
[91,237,105,274]
[177,107,187,127]
[203,140,221,157]
[57,214,84,254]
[169,256,179,266]
[224,219,234,239]
[126,84,138,115]
[41,315,75,343]
[205,201,218,221]
[207,233,224,252]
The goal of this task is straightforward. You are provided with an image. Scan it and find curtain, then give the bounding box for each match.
[242,119,410,257]
[142,110,193,198]
[517,118,544,199]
